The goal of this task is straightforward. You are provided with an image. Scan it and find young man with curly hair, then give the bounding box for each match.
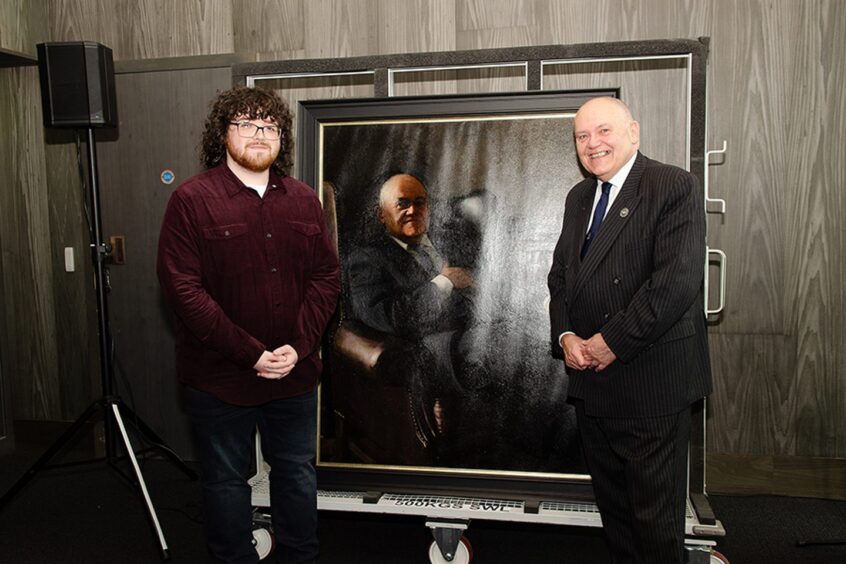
[157,86,340,563]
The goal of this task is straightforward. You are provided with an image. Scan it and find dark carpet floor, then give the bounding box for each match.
[1,441,844,563]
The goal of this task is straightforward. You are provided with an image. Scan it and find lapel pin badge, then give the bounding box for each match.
[620,208,629,218]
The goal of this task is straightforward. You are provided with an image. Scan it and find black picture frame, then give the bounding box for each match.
[300,89,618,500]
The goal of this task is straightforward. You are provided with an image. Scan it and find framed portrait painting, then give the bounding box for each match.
[299,89,617,497]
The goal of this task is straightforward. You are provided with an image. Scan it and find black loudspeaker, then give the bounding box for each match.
[36,42,118,128]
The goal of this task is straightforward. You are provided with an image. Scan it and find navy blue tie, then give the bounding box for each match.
[581,181,612,259]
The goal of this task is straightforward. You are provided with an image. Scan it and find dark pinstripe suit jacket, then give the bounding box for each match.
[548,152,712,417]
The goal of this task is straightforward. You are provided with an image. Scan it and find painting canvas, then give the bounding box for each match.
[298,91,616,489]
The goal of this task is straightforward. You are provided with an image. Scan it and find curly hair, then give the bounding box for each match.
[200,86,294,176]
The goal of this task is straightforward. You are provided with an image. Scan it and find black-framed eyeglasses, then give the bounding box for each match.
[229,121,281,140]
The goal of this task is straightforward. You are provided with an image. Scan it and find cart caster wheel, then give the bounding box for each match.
[252,527,275,560]
[710,550,729,563]
[428,536,472,563]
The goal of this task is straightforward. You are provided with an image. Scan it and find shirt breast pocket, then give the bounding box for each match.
[202,223,252,275]
[283,221,322,268]
[288,221,321,237]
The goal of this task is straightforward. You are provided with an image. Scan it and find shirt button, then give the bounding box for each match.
[613,277,620,285]
[224,230,230,236]
[271,267,278,273]
[266,233,272,238]
[603,313,610,319]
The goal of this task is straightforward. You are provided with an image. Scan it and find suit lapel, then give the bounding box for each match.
[572,153,647,300]
[569,180,596,263]
[379,234,431,286]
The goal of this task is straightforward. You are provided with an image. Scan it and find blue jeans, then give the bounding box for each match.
[184,386,318,564]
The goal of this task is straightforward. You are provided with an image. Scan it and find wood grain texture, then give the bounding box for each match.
[302,0,379,58]
[0,0,49,56]
[455,0,541,54]
[706,333,796,456]
[706,453,775,495]
[50,0,234,60]
[254,48,305,63]
[95,66,232,457]
[44,139,99,420]
[392,66,526,97]
[0,221,9,450]
[456,24,540,52]
[702,0,793,336]
[708,453,846,500]
[376,0,456,55]
[233,0,303,58]
[456,0,535,32]
[772,455,846,500]
[782,0,846,458]
[0,67,61,420]
[539,0,624,45]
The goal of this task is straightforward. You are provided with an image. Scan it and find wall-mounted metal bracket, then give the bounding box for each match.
[704,140,727,214]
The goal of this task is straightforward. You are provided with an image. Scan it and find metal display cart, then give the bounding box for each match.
[249,447,726,563]
[235,37,729,564]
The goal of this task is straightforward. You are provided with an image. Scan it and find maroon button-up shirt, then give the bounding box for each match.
[156,163,340,405]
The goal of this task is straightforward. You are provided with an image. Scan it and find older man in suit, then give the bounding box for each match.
[548,97,712,563]
[348,173,475,339]
[346,173,479,459]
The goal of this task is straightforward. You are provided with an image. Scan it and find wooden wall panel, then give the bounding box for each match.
[95,66,232,457]
[232,0,303,60]
[0,67,61,420]
[783,0,846,458]
[302,0,379,58]
[591,0,709,42]
[702,0,801,337]
[375,0,455,54]
[456,24,539,51]
[706,333,796,456]
[456,0,535,32]
[455,0,541,51]
[49,0,234,60]
[44,138,100,420]
[539,0,625,45]
[708,453,846,500]
[391,67,526,97]
[0,0,48,56]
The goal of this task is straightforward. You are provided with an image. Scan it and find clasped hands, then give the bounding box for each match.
[561,333,616,372]
[254,344,298,379]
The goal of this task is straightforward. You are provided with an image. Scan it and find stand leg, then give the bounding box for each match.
[116,402,197,480]
[0,400,102,510]
[111,403,170,560]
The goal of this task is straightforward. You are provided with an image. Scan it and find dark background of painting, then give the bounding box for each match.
[320,115,589,475]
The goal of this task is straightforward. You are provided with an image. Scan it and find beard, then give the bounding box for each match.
[226,139,279,173]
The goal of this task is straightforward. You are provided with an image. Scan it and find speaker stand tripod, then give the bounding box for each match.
[0,128,196,561]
